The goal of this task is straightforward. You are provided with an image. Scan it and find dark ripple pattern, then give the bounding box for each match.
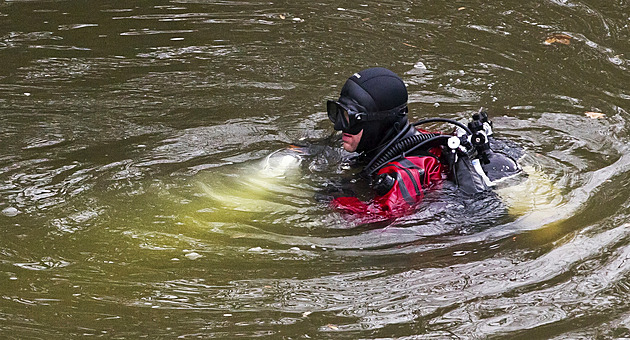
[1,0,630,338]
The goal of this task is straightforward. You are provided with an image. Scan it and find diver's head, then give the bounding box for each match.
[327,67,409,153]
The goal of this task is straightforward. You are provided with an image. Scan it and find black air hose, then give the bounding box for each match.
[402,135,451,161]
[364,133,441,175]
[413,118,472,135]
[366,135,452,176]
[362,124,412,173]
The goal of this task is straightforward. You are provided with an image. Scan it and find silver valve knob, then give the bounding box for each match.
[447,136,461,150]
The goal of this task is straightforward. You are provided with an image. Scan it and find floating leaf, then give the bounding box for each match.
[402,42,417,48]
[544,33,572,46]
[458,7,466,10]
[279,14,286,19]
[327,324,339,330]
[585,111,605,119]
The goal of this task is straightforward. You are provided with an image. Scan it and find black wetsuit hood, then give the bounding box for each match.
[336,67,409,156]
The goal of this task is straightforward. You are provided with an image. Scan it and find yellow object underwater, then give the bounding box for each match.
[198,149,305,213]
[197,148,562,223]
[495,165,563,216]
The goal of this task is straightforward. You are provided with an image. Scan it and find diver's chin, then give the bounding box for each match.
[340,130,362,153]
[342,141,356,153]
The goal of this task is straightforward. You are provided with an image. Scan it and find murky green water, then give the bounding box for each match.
[1,0,629,338]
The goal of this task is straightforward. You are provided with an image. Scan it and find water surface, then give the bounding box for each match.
[1,0,630,338]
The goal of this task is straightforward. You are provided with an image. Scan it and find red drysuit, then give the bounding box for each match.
[331,154,443,218]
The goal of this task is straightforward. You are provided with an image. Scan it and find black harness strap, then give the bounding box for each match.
[397,158,426,186]
[393,172,416,206]
[391,165,422,198]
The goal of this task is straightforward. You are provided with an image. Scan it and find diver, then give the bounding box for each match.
[325,67,521,217]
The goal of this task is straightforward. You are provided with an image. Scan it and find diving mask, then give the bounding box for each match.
[327,100,365,134]
[327,100,408,135]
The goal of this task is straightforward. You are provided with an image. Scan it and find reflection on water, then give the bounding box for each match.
[1,0,630,338]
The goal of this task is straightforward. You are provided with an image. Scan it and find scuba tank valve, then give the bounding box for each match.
[468,110,492,164]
